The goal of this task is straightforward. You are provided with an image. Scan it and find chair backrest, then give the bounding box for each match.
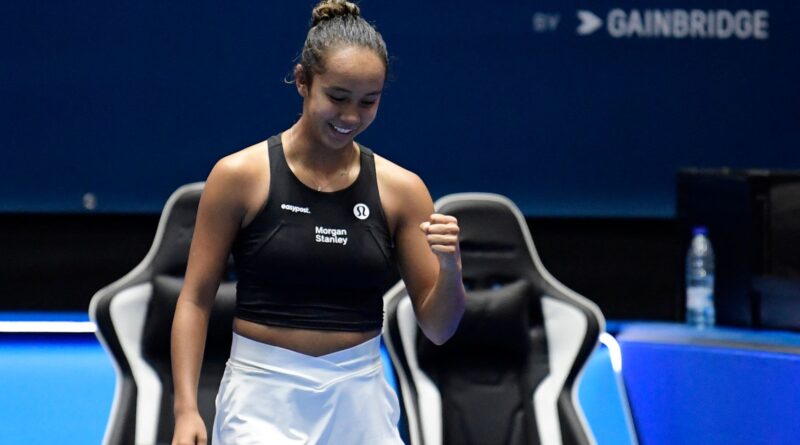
[89,182,235,445]
[383,193,605,445]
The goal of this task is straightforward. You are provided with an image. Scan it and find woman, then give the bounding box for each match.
[171,1,466,444]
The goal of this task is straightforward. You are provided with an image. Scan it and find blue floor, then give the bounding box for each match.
[0,312,634,445]
[0,334,115,444]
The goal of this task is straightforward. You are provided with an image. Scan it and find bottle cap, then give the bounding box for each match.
[692,226,708,236]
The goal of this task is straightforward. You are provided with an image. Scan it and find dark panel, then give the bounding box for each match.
[0,213,679,321]
[529,217,678,321]
[676,169,800,330]
[0,213,158,311]
[675,170,760,327]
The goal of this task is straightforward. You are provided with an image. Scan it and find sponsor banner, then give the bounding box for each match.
[538,8,771,40]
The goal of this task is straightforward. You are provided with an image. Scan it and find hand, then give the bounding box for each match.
[419,213,461,271]
[172,411,208,445]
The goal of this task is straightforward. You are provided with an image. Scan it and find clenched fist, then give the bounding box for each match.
[419,213,462,271]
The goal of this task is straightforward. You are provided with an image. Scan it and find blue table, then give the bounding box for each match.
[618,322,800,445]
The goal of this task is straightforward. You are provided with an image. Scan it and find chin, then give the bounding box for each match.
[321,137,350,151]
[324,128,359,149]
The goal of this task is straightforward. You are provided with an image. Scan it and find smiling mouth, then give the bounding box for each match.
[330,124,355,135]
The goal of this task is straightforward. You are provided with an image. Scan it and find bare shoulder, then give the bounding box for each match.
[373,153,428,197]
[204,139,270,224]
[373,153,434,229]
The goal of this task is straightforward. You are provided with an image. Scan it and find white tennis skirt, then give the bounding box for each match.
[212,332,403,445]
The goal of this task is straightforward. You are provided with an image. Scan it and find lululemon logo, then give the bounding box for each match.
[353,203,370,220]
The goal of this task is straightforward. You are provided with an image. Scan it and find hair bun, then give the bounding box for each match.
[311,0,361,27]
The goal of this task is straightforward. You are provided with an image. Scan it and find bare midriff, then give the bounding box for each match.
[232,317,381,357]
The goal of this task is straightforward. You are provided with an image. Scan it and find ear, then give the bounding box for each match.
[294,64,309,97]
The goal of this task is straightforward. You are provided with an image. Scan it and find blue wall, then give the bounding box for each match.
[2,1,798,216]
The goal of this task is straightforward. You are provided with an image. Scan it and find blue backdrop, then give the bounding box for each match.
[2,1,798,216]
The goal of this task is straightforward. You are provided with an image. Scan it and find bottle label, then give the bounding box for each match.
[687,286,713,310]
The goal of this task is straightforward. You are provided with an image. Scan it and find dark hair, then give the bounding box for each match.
[297,0,389,85]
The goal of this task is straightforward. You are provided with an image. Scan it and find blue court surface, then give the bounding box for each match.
[0,312,634,445]
[5,313,798,444]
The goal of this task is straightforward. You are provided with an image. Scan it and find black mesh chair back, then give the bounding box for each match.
[384,193,604,445]
[89,182,235,445]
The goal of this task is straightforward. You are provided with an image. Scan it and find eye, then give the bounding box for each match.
[327,95,347,103]
[360,100,377,107]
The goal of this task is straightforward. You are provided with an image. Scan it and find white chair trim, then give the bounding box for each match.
[534,296,590,445]
[397,297,443,445]
[109,283,162,445]
[383,282,424,445]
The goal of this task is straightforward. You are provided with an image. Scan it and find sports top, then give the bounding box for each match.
[231,134,398,331]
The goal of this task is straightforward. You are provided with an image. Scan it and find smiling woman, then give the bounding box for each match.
[285,44,386,176]
[169,1,466,444]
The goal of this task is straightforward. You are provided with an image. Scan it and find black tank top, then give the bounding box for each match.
[231,134,398,331]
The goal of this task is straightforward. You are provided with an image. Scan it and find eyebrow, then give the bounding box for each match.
[327,86,383,96]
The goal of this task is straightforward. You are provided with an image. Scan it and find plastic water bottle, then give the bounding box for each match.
[685,226,715,328]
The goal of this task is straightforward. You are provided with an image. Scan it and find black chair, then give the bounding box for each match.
[89,182,236,445]
[383,193,605,445]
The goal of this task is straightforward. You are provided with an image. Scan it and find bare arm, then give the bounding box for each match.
[171,158,249,445]
[391,174,466,345]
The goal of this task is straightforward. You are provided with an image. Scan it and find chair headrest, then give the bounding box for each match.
[436,194,536,290]
[149,184,205,276]
[417,279,534,368]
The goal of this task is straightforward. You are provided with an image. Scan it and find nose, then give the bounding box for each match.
[339,104,360,126]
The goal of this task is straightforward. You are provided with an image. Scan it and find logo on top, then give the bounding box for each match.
[281,203,311,214]
[353,203,370,220]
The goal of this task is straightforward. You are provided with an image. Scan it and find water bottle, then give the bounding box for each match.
[685,226,715,327]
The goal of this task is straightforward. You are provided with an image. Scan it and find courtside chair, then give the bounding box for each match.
[89,182,236,445]
[383,193,605,445]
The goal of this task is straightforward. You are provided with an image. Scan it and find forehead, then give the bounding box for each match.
[317,46,385,92]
